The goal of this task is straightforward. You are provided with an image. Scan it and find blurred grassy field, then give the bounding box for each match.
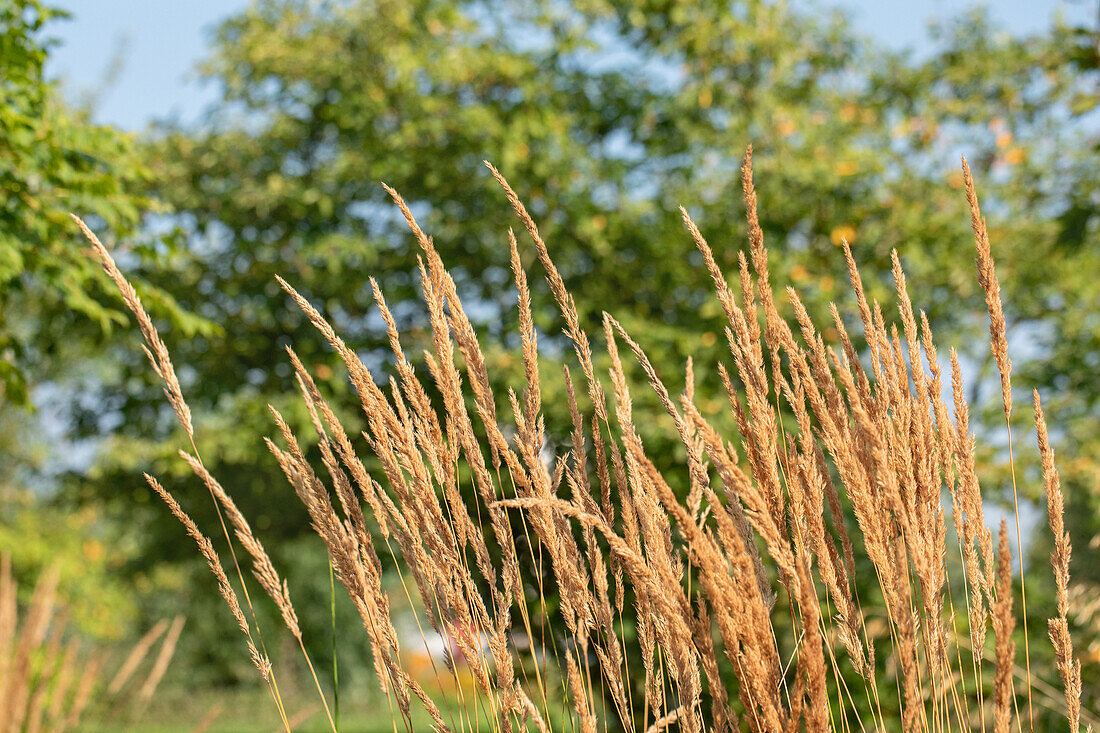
[76,684,510,732]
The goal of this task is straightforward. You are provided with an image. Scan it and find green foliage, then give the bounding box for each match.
[0,0,208,405]
[0,488,140,638]
[0,0,222,648]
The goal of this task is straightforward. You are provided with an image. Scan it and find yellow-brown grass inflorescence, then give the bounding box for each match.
[77,149,1088,732]
[1033,391,1083,731]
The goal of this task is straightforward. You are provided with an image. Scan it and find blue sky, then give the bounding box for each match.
[46,0,1094,132]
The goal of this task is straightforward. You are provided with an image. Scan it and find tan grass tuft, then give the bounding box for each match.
[78,152,1090,733]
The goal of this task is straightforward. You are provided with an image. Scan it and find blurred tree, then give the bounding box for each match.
[0,0,208,406]
[74,0,1099,713]
[0,0,220,646]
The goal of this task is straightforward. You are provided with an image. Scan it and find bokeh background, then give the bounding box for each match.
[3,0,1099,729]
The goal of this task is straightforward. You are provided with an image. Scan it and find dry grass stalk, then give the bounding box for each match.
[108,618,168,694]
[962,156,1034,730]
[144,475,270,682]
[0,555,180,732]
[75,214,301,730]
[72,215,192,439]
[77,149,1086,732]
[992,522,1015,733]
[1033,391,1082,731]
[190,702,225,733]
[138,615,185,702]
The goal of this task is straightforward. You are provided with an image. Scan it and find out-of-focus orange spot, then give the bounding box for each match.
[831,225,857,246]
[592,214,607,231]
[947,171,965,189]
[840,103,858,122]
[790,264,810,282]
[314,363,333,380]
[1003,147,1025,165]
[698,87,713,108]
[84,540,105,562]
[834,160,858,176]
[777,119,797,137]
[995,131,1013,148]
[701,331,717,347]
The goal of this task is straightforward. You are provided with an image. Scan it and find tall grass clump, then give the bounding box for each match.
[76,148,1087,731]
[0,555,183,731]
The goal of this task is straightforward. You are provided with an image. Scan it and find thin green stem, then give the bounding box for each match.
[330,558,340,732]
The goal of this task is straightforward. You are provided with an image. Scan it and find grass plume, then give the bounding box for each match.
[77,150,1089,732]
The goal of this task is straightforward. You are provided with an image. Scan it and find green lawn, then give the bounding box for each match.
[78,684,539,732]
